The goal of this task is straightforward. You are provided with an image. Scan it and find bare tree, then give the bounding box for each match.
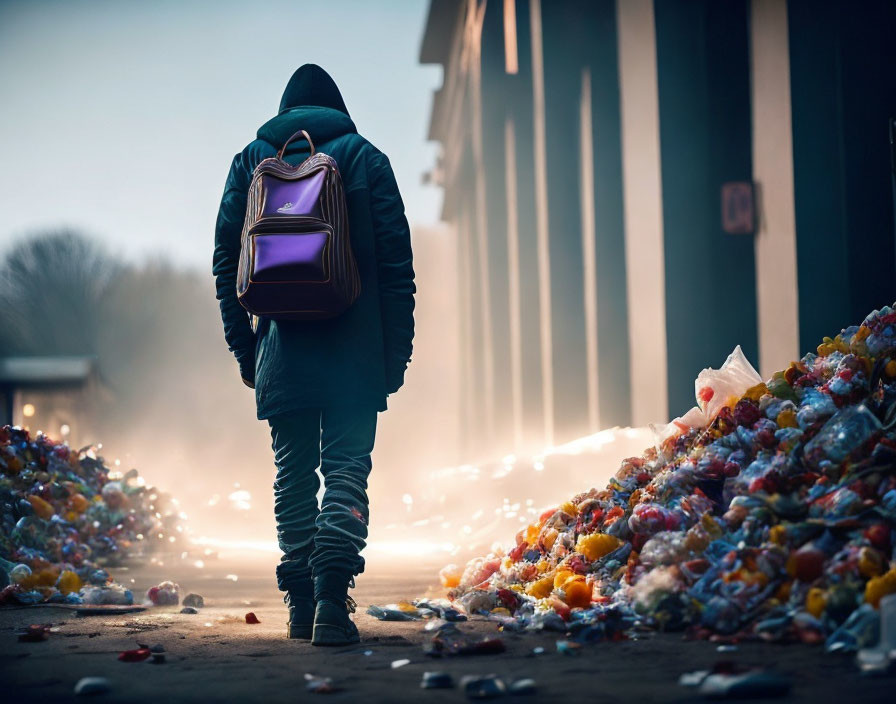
[0,231,122,357]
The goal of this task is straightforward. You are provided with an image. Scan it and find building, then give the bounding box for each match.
[420,0,896,458]
[0,355,100,443]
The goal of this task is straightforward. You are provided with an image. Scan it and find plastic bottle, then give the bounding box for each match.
[804,404,882,469]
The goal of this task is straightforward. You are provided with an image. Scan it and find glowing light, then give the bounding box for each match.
[191,536,278,554]
[401,493,413,505]
[227,489,252,511]
[226,574,239,582]
[60,424,70,436]
[194,560,204,569]
[365,539,457,556]
[22,404,35,417]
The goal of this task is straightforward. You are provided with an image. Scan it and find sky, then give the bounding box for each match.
[0,0,443,269]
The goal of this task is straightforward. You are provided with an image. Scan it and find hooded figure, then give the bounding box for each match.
[212,65,415,646]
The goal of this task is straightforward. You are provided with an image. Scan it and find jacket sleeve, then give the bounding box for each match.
[368,151,416,394]
[212,151,256,387]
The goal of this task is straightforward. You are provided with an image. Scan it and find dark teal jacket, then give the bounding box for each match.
[213,66,415,418]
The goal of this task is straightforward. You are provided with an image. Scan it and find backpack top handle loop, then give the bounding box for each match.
[277,129,315,160]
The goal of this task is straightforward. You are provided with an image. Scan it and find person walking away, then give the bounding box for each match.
[212,64,415,646]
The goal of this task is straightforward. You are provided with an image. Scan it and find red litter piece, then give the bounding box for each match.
[245,612,260,624]
[118,648,151,662]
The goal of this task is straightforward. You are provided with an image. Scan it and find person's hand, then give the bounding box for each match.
[239,357,256,389]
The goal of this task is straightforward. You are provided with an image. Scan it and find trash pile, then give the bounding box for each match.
[0,426,186,605]
[444,304,896,650]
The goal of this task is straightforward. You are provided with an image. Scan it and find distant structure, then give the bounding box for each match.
[420,0,896,457]
[0,356,100,443]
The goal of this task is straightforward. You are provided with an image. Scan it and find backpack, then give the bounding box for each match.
[237,129,360,323]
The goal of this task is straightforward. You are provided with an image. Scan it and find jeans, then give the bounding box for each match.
[267,406,377,592]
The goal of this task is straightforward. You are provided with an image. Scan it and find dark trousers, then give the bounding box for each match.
[267,406,377,592]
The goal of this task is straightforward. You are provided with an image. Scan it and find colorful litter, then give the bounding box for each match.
[443,304,896,649]
[146,580,180,606]
[0,426,186,605]
[17,623,51,642]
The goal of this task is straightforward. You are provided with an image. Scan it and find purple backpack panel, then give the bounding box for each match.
[237,130,360,321]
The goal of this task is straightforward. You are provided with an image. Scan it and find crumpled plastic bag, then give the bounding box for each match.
[695,345,762,420]
[663,346,762,434]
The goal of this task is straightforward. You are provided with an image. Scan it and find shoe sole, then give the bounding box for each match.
[287,623,313,639]
[311,623,360,646]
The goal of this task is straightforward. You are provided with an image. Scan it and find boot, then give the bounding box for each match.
[311,572,359,646]
[284,581,315,639]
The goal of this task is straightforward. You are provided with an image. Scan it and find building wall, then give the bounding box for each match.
[788,0,896,349]
[422,0,896,458]
[654,0,758,418]
[751,0,800,379]
[617,0,669,428]
[505,0,545,450]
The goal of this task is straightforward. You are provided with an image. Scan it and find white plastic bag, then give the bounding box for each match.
[694,345,762,421]
[662,346,762,437]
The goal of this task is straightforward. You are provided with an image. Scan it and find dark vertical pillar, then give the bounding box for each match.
[1,385,13,426]
[654,0,758,418]
[456,196,474,459]
[459,143,486,453]
[585,0,631,428]
[541,0,590,441]
[789,0,896,345]
[510,0,544,442]
[480,2,513,448]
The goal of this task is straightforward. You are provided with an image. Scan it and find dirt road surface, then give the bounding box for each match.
[1,550,892,703]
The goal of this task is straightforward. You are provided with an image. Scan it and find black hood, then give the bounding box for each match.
[278,64,349,116]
